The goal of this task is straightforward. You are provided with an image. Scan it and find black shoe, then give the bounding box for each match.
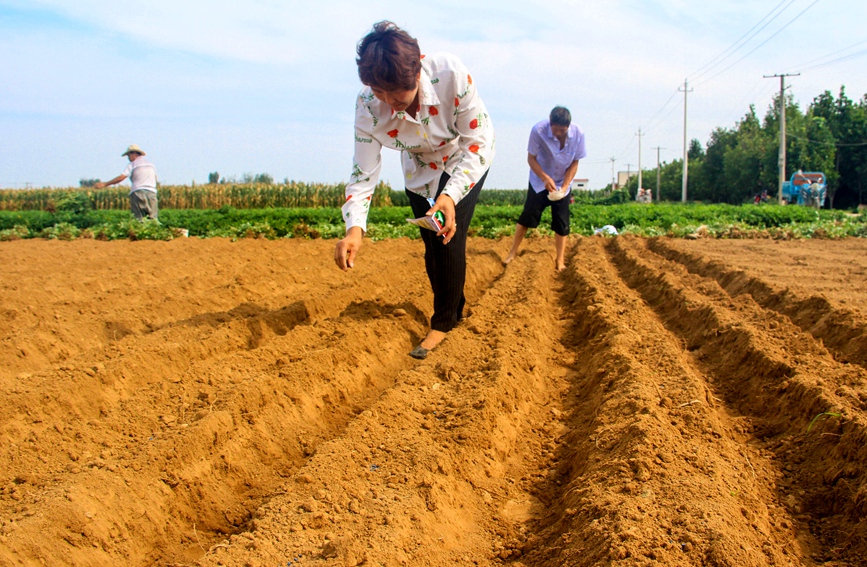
[409,345,429,359]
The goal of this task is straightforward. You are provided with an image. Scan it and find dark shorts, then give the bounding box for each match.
[516,183,570,236]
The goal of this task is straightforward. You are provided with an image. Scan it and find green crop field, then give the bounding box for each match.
[1,184,865,241]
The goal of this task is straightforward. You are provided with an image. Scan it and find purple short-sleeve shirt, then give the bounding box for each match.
[528,120,587,193]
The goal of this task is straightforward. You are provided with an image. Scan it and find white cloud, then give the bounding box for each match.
[2,0,866,189]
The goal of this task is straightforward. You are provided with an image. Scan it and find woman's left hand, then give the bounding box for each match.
[428,194,457,244]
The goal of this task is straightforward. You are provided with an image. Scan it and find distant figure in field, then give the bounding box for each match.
[504,106,586,272]
[333,21,495,360]
[810,178,823,208]
[94,144,159,221]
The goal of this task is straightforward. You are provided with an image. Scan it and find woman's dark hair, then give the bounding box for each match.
[356,21,422,91]
[550,106,572,127]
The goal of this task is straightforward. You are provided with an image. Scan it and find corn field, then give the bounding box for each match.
[0,181,394,211]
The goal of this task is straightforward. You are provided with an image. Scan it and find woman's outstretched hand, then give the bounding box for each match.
[334,226,363,271]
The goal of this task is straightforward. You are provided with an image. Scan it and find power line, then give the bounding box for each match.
[797,47,867,72]
[635,3,805,167]
[636,1,819,161]
[784,38,867,72]
[690,0,796,82]
[695,0,821,88]
[787,133,867,147]
[613,136,636,163]
[639,87,681,132]
[719,79,777,127]
[644,96,684,136]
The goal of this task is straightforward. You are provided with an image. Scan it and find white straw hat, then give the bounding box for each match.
[121,144,146,156]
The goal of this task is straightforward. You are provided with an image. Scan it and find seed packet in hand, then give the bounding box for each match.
[406,212,444,232]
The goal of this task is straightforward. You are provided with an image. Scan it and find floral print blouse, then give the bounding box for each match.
[342,52,495,232]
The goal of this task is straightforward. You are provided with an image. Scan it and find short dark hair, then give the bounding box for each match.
[356,21,422,91]
[549,106,572,127]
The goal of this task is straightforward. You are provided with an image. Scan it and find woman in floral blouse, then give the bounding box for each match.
[334,21,495,359]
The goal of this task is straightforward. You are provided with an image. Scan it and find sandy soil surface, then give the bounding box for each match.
[1,235,866,567]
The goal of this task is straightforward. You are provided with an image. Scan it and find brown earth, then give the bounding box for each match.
[1,235,867,567]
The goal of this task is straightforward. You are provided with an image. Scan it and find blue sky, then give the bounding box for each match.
[1,0,866,190]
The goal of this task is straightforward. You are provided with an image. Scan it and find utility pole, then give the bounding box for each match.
[636,128,644,194]
[764,73,799,203]
[679,79,693,202]
[652,146,665,202]
[610,157,616,189]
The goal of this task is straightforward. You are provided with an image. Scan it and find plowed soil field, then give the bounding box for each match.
[2,236,867,567]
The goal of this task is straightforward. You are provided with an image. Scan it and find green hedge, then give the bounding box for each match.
[1,203,864,241]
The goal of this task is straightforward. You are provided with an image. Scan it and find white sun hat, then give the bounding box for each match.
[121,144,146,156]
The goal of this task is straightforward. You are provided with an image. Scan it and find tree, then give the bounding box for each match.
[668,84,866,208]
[698,127,737,203]
[208,172,220,184]
[854,97,867,205]
[760,92,808,199]
[688,138,705,160]
[658,160,685,201]
[623,158,684,202]
[57,192,93,214]
[79,178,100,187]
[721,106,772,203]
[810,87,867,208]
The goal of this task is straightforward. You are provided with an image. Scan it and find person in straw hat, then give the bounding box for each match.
[94,144,159,221]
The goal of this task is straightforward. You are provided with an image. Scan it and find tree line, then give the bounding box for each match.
[622,87,867,209]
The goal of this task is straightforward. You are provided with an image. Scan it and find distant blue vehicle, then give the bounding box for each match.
[782,171,826,208]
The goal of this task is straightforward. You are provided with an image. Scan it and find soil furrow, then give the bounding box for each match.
[0,305,428,565]
[609,235,867,564]
[508,236,811,566]
[0,239,507,567]
[3,236,867,566]
[193,239,573,566]
[0,238,483,382]
[648,237,867,372]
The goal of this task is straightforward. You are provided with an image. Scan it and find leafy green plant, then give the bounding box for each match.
[204,221,277,240]
[55,192,94,215]
[807,411,842,433]
[0,224,30,241]
[237,222,276,240]
[120,219,175,241]
[39,222,80,240]
[2,200,865,242]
